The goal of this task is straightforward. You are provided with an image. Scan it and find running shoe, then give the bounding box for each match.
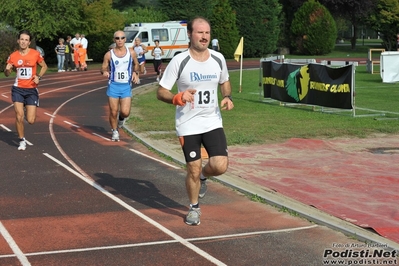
[117,117,125,128]
[111,130,120,141]
[199,179,208,198]
[156,77,159,82]
[185,207,201,225]
[18,139,26,151]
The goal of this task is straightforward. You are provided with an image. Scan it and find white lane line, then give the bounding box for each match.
[44,112,56,118]
[43,153,226,266]
[25,139,33,146]
[0,224,318,258]
[92,133,111,141]
[1,124,11,131]
[1,94,8,98]
[0,222,31,265]
[129,148,180,169]
[63,121,80,128]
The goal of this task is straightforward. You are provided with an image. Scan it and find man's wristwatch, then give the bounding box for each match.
[38,75,42,80]
[224,95,233,102]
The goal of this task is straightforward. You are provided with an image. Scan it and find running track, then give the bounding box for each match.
[0,63,380,266]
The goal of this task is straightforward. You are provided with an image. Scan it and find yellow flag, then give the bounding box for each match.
[234,37,244,62]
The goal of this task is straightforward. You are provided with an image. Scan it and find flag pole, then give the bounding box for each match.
[239,53,243,93]
[234,37,244,93]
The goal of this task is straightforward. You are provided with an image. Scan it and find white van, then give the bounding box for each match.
[120,21,189,60]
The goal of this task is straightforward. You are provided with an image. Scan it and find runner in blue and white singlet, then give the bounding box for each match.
[133,37,147,75]
[101,30,139,141]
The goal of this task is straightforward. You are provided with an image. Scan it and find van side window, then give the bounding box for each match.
[152,29,169,42]
[139,32,149,42]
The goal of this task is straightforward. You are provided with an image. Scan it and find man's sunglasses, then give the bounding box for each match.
[114,36,126,40]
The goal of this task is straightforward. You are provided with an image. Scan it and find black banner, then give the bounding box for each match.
[262,61,353,109]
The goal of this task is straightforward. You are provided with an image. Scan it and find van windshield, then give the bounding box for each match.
[124,31,138,43]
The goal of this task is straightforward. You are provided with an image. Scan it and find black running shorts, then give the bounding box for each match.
[179,128,228,162]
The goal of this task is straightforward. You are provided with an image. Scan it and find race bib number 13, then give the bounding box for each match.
[192,89,216,109]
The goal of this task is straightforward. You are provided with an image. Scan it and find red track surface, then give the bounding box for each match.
[0,59,397,266]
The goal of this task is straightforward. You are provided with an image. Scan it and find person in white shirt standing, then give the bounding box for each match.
[70,33,81,71]
[80,34,89,71]
[211,38,220,52]
[157,17,234,226]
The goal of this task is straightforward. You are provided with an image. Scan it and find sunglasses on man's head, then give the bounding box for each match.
[114,36,126,40]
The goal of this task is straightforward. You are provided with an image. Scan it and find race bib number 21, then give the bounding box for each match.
[17,67,33,80]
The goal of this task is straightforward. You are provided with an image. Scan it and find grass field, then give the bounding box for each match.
[129,49,399,146]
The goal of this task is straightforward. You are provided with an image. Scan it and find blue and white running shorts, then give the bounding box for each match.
[106,82,132,98]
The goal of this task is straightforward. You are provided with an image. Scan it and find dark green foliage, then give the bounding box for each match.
[290,0,337,55]
[365,0,399,51]
[209,0,240,59]
[319,0,376,50]
[159,0,215,21]
[0,30,17,71]
[230,0,282,58]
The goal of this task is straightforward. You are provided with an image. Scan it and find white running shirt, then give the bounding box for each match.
[153,47,163,60]
[109,49,133,83]
[134,45,144,59]
[159,49,229,136]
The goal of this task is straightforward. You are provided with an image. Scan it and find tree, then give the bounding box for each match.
[123,7,169,24]
[81,0,126,61]
[159,0,215,21]
[209,0,240,59]
[0,29,17,71]
[319,0,377,50]
[112,0,139,10]
[278,0,307,48]
[0,0,83,41]
[231,0,282,58]
[366,0,399,51]
[290,0,337,55]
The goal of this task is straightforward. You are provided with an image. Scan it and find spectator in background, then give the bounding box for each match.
[151,40,164,82]
[211,38,220,52]
[70,33,81,71]
[80,34,88,71]
[55,38,66,72]
[64,35,73,71]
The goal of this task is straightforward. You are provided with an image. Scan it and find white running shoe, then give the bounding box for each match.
[111,130,120,141]
[143,67,147,75]
[118,118,125,128]
[185,207,201,225]
[18,139,26,151]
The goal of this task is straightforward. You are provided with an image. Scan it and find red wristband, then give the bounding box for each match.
[172,92,185,106]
